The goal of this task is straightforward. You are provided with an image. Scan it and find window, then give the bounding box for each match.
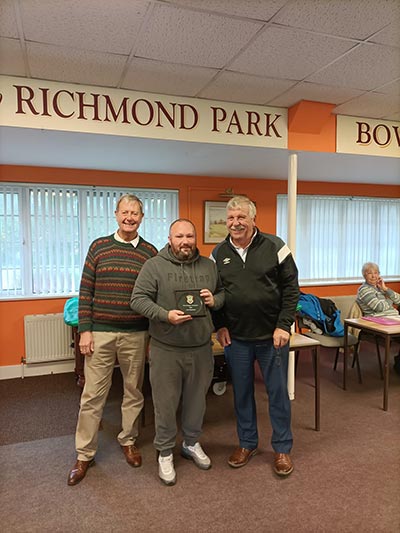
[277,195,400,284]
[0,184,178,298]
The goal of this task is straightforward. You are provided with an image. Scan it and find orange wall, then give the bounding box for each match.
[1,164,399,367]
[288,101,336,152]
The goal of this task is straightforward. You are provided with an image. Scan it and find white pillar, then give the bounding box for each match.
[287,153,298,256]
[287,153,298,400]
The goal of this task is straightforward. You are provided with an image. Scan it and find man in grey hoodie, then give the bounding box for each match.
[130,219,224,486]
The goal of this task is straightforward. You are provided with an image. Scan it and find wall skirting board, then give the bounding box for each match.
[0,360,75,380]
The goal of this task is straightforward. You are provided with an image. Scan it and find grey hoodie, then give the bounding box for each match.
[130,244,224,348]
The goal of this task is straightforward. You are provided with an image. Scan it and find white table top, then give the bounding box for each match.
[344,317,400,336]
[290,332,321,349]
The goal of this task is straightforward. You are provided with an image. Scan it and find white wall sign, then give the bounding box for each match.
[0,76,288,150]
[337,115,400,158]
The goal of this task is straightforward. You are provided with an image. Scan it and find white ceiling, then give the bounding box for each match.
[0,0,399,185]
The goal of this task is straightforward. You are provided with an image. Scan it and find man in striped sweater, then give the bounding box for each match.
[68,194,157,486]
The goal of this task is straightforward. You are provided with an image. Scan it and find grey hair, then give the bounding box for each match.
[362,262,380,277]
[116,194,144,214]
[226,196,256,219]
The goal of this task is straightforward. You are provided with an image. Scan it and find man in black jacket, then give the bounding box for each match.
[211,196,299,476]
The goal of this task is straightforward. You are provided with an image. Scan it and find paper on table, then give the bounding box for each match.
[363,316,400,326]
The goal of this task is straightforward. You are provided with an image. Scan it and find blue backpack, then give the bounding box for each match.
[297,293,344,337]
[63,297,79,327]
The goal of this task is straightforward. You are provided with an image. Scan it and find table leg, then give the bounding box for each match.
[343,323,348,390]
[288,350,295,400]
[383,336,390,411]
[313,346,320,431]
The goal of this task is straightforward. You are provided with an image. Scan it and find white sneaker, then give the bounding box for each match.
[158,453,176,486]
[181,442,211,470]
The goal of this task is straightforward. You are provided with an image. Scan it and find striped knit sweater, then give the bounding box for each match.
[78,234,157,333]
[357,282,400,317]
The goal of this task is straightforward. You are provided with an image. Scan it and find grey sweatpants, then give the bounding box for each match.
[149,340,214,454]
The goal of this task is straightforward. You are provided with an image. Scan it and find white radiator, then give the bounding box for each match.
[24,313,74,364]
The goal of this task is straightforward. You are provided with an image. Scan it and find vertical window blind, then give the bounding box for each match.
[277,195,400,283]
[0,184,178,298]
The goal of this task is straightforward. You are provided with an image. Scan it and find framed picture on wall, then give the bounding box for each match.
[204,201,227,244]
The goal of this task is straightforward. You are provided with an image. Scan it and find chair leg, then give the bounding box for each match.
[375,338,383,380]
[333,348,340,370]
[353,344,362,384]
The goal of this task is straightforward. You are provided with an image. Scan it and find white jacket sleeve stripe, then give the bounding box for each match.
[277,244,291,264]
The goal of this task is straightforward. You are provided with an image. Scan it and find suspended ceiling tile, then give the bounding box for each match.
[230,25,354,80]
[377,79,400,96]
[170,0,288,21]
[27,42,127,87]
[309,43,400,91]
[122,58,217,96]
[200,71,296,105]
[368,21,400,47]
[269,81,365,108]
[0,37,26,76]
[135,2,262,68]
[19,0,150,54]
[334,92,400,120]
[272,0,399,40]
[0,0,19,38]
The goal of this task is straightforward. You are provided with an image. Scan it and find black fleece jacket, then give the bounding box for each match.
[211,230,299,341]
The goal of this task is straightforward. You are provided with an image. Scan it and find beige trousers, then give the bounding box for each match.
[75,330,148,461]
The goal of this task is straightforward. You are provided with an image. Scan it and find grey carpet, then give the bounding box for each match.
[0,347,399,532]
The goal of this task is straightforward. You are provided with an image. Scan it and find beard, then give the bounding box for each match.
[172,245,196,261]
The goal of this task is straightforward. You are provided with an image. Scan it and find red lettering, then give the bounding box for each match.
[131,99,154,125]
[211,107,226,132]
[393,126,400,147]
[76,92,101,120]
[14,85,39,115]
[265,114,281,137]
[103,95,129,123]
[356,122,371,144]
[39,87,51,116]
[179,104,198,130]
[155,101,176,128]
[246,111,262,136]
[226,110,244,135]
[372,124,390,146]
[53,90,75,118]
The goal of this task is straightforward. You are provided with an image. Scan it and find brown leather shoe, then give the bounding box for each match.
[121,444,142,467]
[273,453,294,476]
[67,459,95,486]
[228,447,258,468]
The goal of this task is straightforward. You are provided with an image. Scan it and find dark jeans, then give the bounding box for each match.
[224,338,293,453]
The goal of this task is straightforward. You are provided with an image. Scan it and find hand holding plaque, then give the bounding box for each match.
[175,289,206,317]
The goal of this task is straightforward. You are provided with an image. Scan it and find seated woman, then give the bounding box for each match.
[357,262,400,317]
